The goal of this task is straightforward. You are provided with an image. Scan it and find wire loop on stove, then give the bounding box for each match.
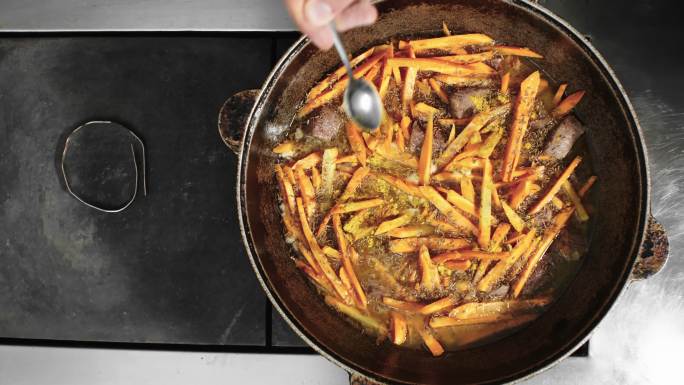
[60,120,146,213]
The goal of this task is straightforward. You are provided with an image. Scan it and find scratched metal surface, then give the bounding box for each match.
[0,0,681,384]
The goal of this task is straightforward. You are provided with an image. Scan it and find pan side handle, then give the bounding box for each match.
[218,89,260,155]
[631,214,669,281]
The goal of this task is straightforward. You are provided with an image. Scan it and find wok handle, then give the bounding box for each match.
[631,214,669,281]
[217,89,260,155]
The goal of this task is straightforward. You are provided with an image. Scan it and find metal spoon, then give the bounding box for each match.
[329,22,382,131]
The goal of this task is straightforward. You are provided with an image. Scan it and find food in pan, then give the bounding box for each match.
[272,24,596,356]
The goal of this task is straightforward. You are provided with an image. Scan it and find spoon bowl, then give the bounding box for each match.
[343,77,383,131]
[329,23,382,132]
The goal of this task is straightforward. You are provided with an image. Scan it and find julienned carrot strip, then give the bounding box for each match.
[436,104,511,169]
[551,90,585,119]
[428,78,449,103]
[296,258,332,294]
[292,152,321,170]
[282,207,306,245]
[319,148,337,201]
[273,141,295,154]
[387,225,434,238]
[325,296,386,334]
[283,165,296,186]
[447,298,550,319]
[477,230,535,292]
[444,260,472,271]
[389,237,470,253]
[298,51,387,118]
[493,45,543,58]
[400,115,411,140]
[433,75,496,87]
[437,117,472,127]
[414,102,440,117]
[501,200,525,232]
[306,47,375,101]
[389,312,408,345]
[382,297,423,312]
[378,46,395,99]
[578,176,597,197]
[446,124,456,145]
[419,186,479,235]
[419,297,458,315]
[551,196,565,209]
[275,164,296,215]
[335,154,358,164]
[500,72,511,93]
[315,167,370,237]
[528,156,582,215]
[473,223,511,283]
[501,71,540,182]
[296,198,353,304]
[444,156,483,172]
[389,58,496,77]
[375,213,413,235]
[392,64,402,87]
[418,245,440,291]
[444,189,478,217]
[509,180,531,209]
[417,327,445,357]
[363,63,381,84]
[400,33,494,53]
[478,128,504,158]
[295,167,316,218]
[418,114,434,185]
[345,247,368,310]
[332,198,384,214]
[505,232,526,245]
[378,173,424,198]
[435,51,495,64]
[461,177,475,203]
[562,180,589,221]
[401,46,418,114]
[432,251,509,263]
[512,207,574,297]
[491,183,502,209]
[552,83,568,106]
[396,121,406,152]
[478,159,493,248]
[346,122,367,167]
[310,166,321,191]
[322,246,341,260]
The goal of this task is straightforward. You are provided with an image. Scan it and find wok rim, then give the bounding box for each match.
[236,0,651,383]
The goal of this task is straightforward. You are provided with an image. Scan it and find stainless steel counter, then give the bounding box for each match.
[0,1,681,384]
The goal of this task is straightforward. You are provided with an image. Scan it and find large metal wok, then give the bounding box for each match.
[220,1,669,383]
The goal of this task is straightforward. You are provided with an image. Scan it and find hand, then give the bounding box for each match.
[284,0,378,50]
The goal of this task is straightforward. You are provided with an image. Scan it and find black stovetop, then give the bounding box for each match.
[0,32,310,351]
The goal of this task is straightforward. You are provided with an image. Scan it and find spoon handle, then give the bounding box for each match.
[329,22,354,80]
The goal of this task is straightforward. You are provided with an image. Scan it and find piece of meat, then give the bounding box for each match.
[408,122,424,155]
[543,115,585,159]
[307,107,344,141]
[449,88,490,119]
[487,55,504,71]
